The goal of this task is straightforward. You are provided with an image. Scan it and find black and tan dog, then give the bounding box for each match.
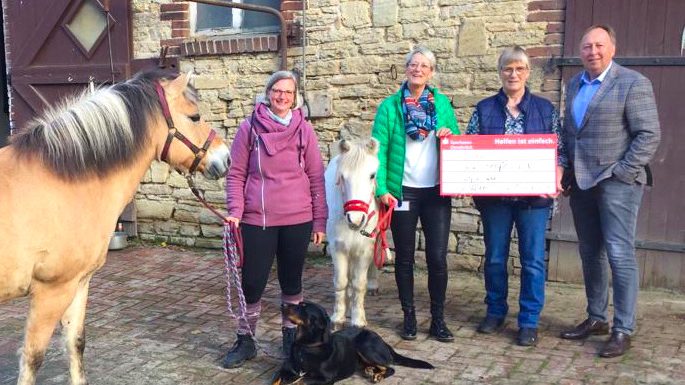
[272,301,434,385]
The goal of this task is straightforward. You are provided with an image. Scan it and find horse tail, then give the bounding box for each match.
[388,345,434,369]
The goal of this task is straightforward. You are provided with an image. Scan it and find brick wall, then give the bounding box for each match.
[526,0,566,105]
[158,0,303,57]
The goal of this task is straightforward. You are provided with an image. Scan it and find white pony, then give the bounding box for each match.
[325,138,389,328]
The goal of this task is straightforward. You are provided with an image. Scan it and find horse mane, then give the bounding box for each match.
[336,140,374,179]
[10,69,184,180]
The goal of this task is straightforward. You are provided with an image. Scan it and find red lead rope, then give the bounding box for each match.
[373,202,394,269]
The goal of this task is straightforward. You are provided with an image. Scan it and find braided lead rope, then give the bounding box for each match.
[222,222,283,360]
[222,222,248,330]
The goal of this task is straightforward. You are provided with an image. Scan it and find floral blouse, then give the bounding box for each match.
[465,108,568,168]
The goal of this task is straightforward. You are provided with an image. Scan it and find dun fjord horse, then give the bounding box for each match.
[325,138,387,328]
[0,70,230,385]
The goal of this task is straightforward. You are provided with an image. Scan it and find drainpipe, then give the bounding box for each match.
[187,0,288,70]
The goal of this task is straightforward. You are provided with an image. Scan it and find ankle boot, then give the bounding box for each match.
[222,334,257,368]
[429,317,454,342]
[282,327,297,359]
[399,307,417,340]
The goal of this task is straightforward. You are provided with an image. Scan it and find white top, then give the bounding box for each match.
[403,131,439,187]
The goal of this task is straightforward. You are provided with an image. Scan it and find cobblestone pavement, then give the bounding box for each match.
[1,245,684,385]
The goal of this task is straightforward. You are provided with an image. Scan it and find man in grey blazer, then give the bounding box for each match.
[559,25,660,358]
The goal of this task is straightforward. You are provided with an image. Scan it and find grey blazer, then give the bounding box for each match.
[563,63,661,190]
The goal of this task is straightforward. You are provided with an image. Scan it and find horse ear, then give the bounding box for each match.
[366,137,380,155]
[338,139,351,154]
[167,72,191,96]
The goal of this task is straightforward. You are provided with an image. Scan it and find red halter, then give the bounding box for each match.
[155,82,216,174]
[343,199,370,214]
[343,194,394,269]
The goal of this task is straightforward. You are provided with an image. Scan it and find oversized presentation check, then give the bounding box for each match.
[440,134,558,196]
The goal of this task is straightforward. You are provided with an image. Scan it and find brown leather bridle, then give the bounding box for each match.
[155,82,216,175]
[154,81,230,223]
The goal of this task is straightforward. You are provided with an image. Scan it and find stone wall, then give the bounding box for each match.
[130,0,566,273]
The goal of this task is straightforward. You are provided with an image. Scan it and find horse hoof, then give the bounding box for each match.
[384,248,394,263]
[332,322,345,331]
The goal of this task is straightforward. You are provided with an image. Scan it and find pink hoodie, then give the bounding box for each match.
[226,103,327,232]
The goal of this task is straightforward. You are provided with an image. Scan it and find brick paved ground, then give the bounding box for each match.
[1,245,684,385]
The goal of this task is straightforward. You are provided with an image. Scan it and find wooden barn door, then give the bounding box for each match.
[3,0,171,236]
[548,0,685,289]
[5,0,136,130]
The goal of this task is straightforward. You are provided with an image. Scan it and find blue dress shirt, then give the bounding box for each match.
[572,62,613,128]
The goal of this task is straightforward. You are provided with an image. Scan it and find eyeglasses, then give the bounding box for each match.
[271,89,295,97]
[501,66,529,76]
[407,62,432,71]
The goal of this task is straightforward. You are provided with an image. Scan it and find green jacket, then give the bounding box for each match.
[372,86,460,200]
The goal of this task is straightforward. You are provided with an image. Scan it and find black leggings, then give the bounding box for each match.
[240,222,313,304]
[390,186,451,315]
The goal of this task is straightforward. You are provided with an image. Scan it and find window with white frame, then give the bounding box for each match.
[193,0,281,36]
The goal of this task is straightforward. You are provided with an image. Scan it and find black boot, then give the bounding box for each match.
[282,327,297,359]
[429,304,454,342]
[222,334,257,368]
[399,307,417,340]
[429,318,454,342]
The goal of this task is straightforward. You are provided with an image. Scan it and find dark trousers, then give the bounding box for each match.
[240,222,313,304]
[390,186,452,316]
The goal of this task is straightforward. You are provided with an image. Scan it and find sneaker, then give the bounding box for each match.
[222,334,257,368]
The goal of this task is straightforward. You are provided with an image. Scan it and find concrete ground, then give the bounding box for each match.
[1,245,684,385]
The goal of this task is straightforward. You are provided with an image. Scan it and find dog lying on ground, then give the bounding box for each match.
[272,301,434,385]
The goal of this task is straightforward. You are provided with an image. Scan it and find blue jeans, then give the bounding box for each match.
[569,177,644,334]
[479,201,550,328]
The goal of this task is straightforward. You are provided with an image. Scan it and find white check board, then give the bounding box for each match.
[440,134,558,196]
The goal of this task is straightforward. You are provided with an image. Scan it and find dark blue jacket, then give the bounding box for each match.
[473,88,555,208]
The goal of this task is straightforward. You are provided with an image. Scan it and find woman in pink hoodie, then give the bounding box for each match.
[223,71,327,368]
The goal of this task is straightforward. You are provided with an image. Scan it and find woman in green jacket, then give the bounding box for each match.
[372,46,460,342]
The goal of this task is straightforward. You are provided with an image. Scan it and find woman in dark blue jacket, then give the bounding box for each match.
[466,46,567,346]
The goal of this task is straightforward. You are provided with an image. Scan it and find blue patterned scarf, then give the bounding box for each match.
[402,82,437,141]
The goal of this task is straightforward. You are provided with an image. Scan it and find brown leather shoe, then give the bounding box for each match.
[599,331,631,358]
[559,318,610,340]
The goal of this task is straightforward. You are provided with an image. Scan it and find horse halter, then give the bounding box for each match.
[343,194,394,269]
[155,82,216,175]
[343,194,377,235]
[343,199,371,214]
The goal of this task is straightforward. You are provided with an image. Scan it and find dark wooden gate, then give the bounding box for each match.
[548,0,685,289]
